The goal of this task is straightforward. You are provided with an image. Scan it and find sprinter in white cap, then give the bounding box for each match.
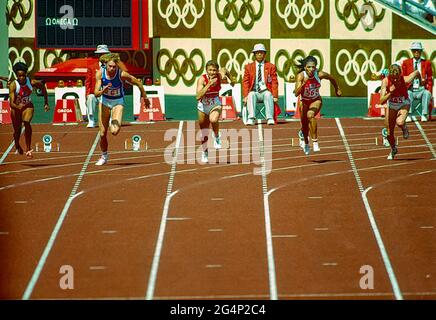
[401,41,433,122]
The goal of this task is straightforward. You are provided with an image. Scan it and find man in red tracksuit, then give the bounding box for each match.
[242,44,281,125]
[401,41,433,122]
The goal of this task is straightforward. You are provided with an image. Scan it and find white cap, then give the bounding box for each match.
[95,44,111,54]
[252,43,267,53]
[410,41,423,50]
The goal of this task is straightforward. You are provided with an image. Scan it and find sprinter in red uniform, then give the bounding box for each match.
[294,56,342,155]
[380,63,420,160]
[9,62,49,158]
[196,60,233,163]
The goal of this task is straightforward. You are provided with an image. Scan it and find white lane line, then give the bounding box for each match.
[0,232,9,235]
[417,170,432,175]
[14,201,28,204]
[406,195,418,198]
[154,291,436,300]
[308,196,323,199]
[112,200,126,203]
[0,128,24,165]
[89,266,107,271]
[258,120,278,301]
[315,228,329,231]
[336,118,403,301]
[0,153,160,176]
[205,265,222,269]
[322,263,338,266]
[272,235,298,238]
[420,226,434,229]
[166,217,191,221]
[211,198,224,201]
[0,142,15,165]
[146,121,184,301]
[22,133,100,300]
[94,291,434,300]
[102,230,118,234]
[208,229,223,232]
[412,116,436,158]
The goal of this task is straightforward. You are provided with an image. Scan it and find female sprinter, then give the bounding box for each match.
[293,56,342,155]
[196,60,233,163]
[94,53,150,166]
[9,62,49,158]
[380,63,420,160]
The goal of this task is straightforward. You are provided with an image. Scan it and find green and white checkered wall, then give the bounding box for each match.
[7,0,436,97]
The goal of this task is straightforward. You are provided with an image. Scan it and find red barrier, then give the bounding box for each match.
[220,96,237,120]
[0,101,12,124]
[137,97,165,121]
[53,99,82,124]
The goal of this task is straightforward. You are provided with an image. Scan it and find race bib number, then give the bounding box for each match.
[202,96,218,107]
[17,96,30,105]
[107,87,121,97]
[303,87,319,99]
[390,96,405,104]
[412,79,420,90]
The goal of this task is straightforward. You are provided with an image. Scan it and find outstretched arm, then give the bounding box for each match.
[196,75,215,101]
[293,72,307,97]
[31,79,50,112]
[319,71,342,96]
[94,70,111,98]
[8,82,21,110]
[379,78,391,105]
[271,64,279,102]
[121,71,150,108]
[219,67,235,86]
[404,70,420,85]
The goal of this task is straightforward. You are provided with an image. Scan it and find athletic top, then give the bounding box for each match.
[102,67,124,100]
[387,76,409,104]
[14,78,33,105]
[201,74,221,100]
[301,70,321,101]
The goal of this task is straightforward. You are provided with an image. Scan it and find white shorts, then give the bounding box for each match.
[388,98,410,111]
[102,97,125,109]
[197,96,222,115]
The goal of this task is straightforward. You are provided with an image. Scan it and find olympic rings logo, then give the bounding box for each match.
[9,46,35,79]
[158,0,206,29]
[335,0,385,30]
[43,50,69,69]
[157,49,205,86]
[215,0,263,31]
[336,49,386,86]
[276,0,324,29]
[275,49,324,80]
[6,0,33,30]
[119,51,149,70]
[217,49,253,82]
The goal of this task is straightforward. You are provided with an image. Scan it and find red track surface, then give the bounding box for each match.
[0,118,435,300]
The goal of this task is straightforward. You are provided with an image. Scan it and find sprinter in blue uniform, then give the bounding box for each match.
[94,53,150,166]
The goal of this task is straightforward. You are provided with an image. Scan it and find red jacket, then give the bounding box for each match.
[401,58,433,92]
[242,61,281,120]
[243,61,279,98]
[85,59,101,96]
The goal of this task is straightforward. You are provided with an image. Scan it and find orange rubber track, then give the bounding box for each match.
[0,118,434,300]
